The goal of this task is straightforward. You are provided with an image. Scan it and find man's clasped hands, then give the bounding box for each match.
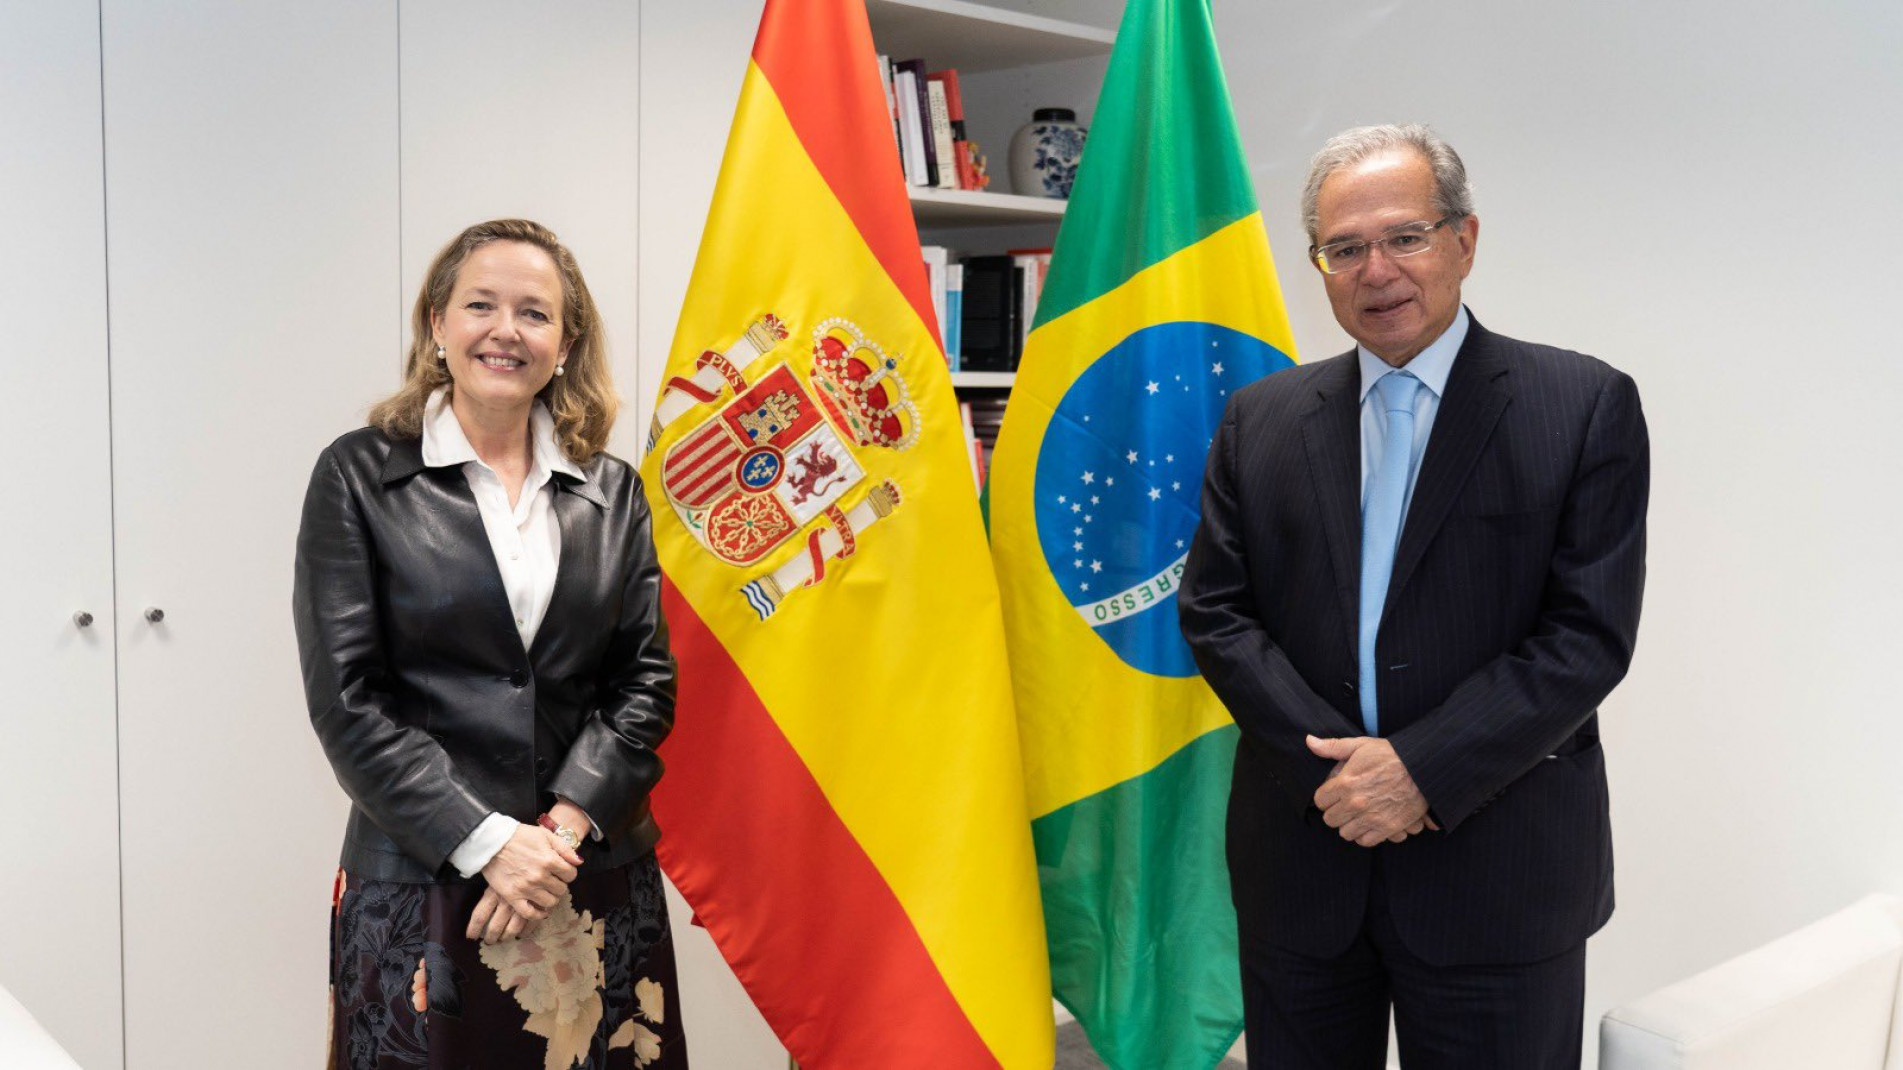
[1307,735,1440,847]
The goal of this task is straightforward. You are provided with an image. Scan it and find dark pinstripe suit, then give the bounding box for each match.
[1181,315,1648,1061]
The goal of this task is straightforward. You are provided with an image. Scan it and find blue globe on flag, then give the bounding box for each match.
[1033,321,1294,677]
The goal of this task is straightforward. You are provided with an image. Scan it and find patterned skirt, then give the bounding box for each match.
[329,853,688,1070]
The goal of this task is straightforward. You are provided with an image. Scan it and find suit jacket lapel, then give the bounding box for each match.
[1383,322,1513,622]
[1299,354,1363,660]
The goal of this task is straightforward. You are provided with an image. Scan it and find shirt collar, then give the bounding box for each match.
[421,386,585,482]
[1358,305,1469,403]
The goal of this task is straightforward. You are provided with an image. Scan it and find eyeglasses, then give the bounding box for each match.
[1310,216,1459,275]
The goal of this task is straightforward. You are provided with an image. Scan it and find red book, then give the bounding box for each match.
[927,70,966,135]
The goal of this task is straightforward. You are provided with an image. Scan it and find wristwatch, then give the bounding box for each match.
[537,812,581,851]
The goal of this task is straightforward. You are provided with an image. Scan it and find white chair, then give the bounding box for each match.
[0,985,82,1069]
[1600,893,1903,1069]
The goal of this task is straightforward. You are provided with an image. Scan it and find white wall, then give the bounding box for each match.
[1215,0,1903,1063]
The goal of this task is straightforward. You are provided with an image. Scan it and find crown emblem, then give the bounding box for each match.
[809,319,920,451]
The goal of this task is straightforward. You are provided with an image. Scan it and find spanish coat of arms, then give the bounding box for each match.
[650,314,920,620]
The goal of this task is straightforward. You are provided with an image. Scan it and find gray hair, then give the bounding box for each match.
[1300,124,1474,244]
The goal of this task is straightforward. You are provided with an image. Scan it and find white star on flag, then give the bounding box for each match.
[1126,450,1138,463]
[1148,488,1162,501]
[1146,381,1160,395]
[1090,561,1103,573]
[1212,362,1224,375]
[1081,471,1095,485]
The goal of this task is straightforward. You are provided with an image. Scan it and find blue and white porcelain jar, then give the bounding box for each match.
[1009,107,1088,199]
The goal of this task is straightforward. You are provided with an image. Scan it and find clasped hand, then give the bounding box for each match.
[466,822,585,944]
[1308,734,1439,848]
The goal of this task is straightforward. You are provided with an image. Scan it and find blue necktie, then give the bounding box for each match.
[1359,371,1423,736]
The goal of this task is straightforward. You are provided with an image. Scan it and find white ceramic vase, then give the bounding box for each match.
[1009,107,1087,199]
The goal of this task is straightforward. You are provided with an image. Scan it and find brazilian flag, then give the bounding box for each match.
[989,0,1298,1066]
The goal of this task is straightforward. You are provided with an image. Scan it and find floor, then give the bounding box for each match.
[1054,1020,1247,1068]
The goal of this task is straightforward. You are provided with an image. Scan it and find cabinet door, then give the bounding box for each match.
[99,2,398,1064]
[0,5,123,1068]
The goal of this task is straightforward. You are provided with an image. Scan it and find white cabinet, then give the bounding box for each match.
[0,4,123,1068]
[99,2,398,1063]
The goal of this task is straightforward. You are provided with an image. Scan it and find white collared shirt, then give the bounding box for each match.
[1358,305,1469,518]
[421,386,584,649]
[421,387,593,877]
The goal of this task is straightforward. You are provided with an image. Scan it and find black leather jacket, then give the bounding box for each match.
[293,427,676,883]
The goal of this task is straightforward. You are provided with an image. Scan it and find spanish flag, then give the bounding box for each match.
[989,0,1298,1066]
[640,1,1053,1066]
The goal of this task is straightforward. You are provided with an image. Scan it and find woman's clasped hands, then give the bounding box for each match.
[466,816,587,944]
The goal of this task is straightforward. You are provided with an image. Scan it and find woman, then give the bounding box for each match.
[294,219,686,1069]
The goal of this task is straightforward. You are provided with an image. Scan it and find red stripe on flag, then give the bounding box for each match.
[650,579,997,1068]
[750,0,942,349]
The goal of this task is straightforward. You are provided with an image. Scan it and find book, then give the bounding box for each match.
[928,70,969,189]
[925,79,958,191]
[1010,260,1026,365]
[921,245,951,361]
[1010,249,1053,352]
[929,70,967,141]
[959,401,984,493]
[959,255,1020,371]
[892,59,937,187]
[891,67,929,186]
[945,263,964,370]
[876,54,900,162]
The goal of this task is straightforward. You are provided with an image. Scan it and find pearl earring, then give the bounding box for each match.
[555,364,566,377]
[435,345,446,361]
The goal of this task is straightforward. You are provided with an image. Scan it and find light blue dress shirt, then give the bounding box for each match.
[1358,305,1469,517]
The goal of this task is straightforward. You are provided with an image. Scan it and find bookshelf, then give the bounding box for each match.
[908,186,1065,227]
[865,0,1113,73]
[869,0,1111,474]
[949,370,1016,389]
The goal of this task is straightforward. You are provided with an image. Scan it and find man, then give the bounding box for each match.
[1180,124,1648,1068]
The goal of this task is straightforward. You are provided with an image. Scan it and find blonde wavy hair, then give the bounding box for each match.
[368,218,618,464]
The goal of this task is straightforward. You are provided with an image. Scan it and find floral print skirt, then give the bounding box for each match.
[329,853,688,1070]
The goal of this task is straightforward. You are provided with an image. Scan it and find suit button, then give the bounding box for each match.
[509,670,530,688]
[535,757,550,775]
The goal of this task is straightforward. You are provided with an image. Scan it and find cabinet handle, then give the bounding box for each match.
[74,611,94,628]
[144,607,165,624]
